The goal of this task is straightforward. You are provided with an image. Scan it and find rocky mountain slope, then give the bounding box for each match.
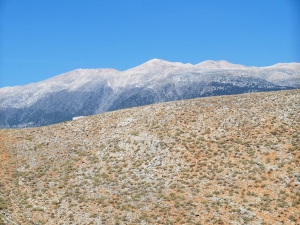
[0,59,299,128]
[0,89,299,224]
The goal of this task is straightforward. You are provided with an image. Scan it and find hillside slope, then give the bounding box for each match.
[0,89,300,224]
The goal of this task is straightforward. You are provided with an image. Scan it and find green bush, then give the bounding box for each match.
[0,198,7,210]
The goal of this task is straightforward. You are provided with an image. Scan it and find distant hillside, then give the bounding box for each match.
[1,59,299,128]
[0,89,299,224]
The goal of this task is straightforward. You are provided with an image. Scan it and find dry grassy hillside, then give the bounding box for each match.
[0,90,300,225]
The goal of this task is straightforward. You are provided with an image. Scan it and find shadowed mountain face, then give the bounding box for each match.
[0,90,299,224]
[0,59,299,127]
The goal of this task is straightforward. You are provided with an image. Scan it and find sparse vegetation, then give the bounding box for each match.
[0,90,299,224]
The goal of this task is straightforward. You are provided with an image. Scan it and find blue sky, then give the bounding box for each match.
[0,0,299,88]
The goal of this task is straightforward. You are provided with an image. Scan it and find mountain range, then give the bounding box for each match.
[0,59,299,128]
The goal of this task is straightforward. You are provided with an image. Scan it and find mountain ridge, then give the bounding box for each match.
[0,59,299,128]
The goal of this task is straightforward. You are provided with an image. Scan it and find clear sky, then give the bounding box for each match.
[0,0,299,88]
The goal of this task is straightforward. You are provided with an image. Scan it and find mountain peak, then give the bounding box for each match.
[196,60,246,69]
[146,58,168,64]
[132,58,193,71]
[141,58,176,67]
[126,58,175,73]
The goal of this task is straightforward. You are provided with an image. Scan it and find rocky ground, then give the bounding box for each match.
[0,89,299,225]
